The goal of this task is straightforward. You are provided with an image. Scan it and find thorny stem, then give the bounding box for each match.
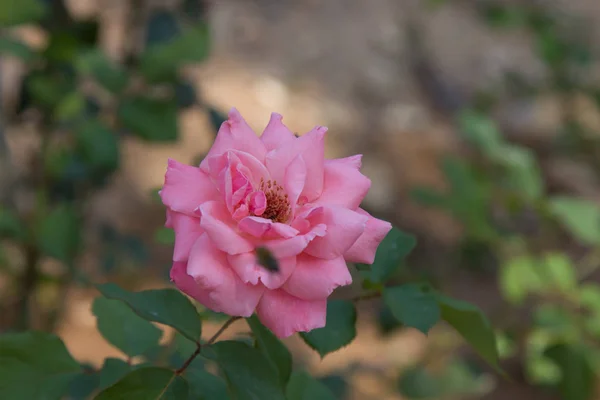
[175,316,240,376]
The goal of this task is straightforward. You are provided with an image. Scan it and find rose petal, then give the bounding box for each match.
[266,223,327,258]
[199,201,253,254]
[160,159,220,216]
[260,113,296,151]
[170,261,212,307]
[284,155,306,214]
[316,158,371,209]
[200,108,267,172]
[304,206,368,259]
[256,289,327,338]
[343,208,392,264]
[329,154,363,169]
[169,210,203,262]
[283,254,351,300]
[238,216,299,239]
[186,234,264,317]
[228,252,296,289]
[265,126,326,202]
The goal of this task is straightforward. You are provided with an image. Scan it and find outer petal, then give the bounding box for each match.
[343,208,392,264]
[316,158,371,209]
[283,254,351,300]
[256,289,327,338]
[200,108,267,171]
[260,113,296,151]
[170,261,212,307]
[160,159,220,216]
[329,154,362,169]
[186,234,264,317]
[199,201,253,254]
[304,206,368,259]
[169,210,203,262]
[265,126,327,201]
[228,253,296,289]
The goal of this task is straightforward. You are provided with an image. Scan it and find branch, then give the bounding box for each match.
[175,316,240,375]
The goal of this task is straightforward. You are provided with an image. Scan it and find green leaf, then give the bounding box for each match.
[383,284,440,334]
[203,341,286,400]
[117,97,178,142]
[0,36,36,62]
[410,187,448,208]
[0,331,80,400]
[500,255,544,305]
[36,204,80,263]
[95,367,188,400]
[0,0,47,27]
[398,366,442,399]
[92,297,163,357]
[545,343,594,400]
[300,300,356,357]
[55,92,86,122]
[436,295,500,370]
[154,227,175,245]
[286,371,336,400]
[247,314,292,385]
[76,49,129,93]
[360,227,416,283]
[68,370,100,400]
[549,196,600,245]
[76,119,120,174]
[98,358,131,391]
[140,24,210,81]
[184,369,228,400]
[96,283,201,342]
[458,110,503,156]
[492,144,544,201]
[0,207,25,240]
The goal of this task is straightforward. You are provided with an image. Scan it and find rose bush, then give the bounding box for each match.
[160,108,391,337]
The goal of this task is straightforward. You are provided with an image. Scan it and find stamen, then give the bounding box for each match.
[254,179,291,223]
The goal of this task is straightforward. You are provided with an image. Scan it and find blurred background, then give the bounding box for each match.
[2,0,600,399]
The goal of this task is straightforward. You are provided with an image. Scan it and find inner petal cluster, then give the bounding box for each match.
[256,178,291,223]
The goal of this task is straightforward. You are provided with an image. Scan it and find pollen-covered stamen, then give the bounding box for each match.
[256,178,291,223]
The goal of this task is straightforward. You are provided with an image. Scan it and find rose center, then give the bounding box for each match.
[257,178,291,223]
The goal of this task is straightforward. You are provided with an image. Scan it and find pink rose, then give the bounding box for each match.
[160,108,391,338]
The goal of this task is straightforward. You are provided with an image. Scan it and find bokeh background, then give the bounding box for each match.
[2,0,600,399]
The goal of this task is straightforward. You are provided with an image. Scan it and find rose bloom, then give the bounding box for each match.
[161,109,391,338]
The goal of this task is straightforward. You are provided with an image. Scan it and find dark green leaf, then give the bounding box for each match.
[140,24,210,81]
[0,36,36,62]
[545,343,594,400]
[146,10,180,46]
[0,331,80,400]
[549,196,600,245]
[95,367,188,400]
[98,358,131,391]
[436,295,500,369]
[55,92,86,122]
[118,97,178,142]
[360,227,416,283]
[76,49,129,93]
[0,0,47,27]
[185,369,228,400]
[76,119,120,174]
[384,284,440,334]
[286,371,336,400]
[247,315,292,385]
[318,375,348,399]
[208,107,227,135]
[300,300,356,357]
[203,340,286,400]
[175,81,197,109]
[398,366,442,399]
[96,283,201,342]
[68,370,100,400]
[92,297,163,357]
[0,207,25,240]
[36,204,80,263]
